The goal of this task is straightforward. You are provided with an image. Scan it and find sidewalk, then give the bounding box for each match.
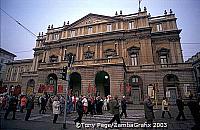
[135,106,195,130]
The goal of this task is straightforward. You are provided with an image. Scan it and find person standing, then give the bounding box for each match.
[161,97,172,118]
[25,95,34,121]
[144,96,154,127]
[109,95,120,124]
[176,96,186,121]
[82,96,88,115]
[187,94,200,130]
[120,96,127,118]
[39,96,46,114]
[74,97,83,124]
[20,96,27,113]
[4,94,18,120]
[103,97,108,111]
[52,96,60,124]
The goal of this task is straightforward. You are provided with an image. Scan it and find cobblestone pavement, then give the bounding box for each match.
[0,104,196,130]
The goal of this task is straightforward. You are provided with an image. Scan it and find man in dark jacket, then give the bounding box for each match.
[74,97,83,123]
[109,95,120,124]
[144,96,154,127]
[4,94,18,120]
[187,94,200,130]
[120,96,127,118]
[176,96,186,121]
[25,95,35,121]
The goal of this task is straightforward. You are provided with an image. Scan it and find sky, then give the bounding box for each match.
[0,0,200,61]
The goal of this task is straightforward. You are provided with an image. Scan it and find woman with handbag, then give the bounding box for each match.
[161,97,172,118]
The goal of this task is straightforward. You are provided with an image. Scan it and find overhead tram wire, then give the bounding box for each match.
[0,8,37,38]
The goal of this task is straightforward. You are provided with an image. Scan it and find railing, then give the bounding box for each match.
[38,57,124,69]
[73,57,124,66]
[126,63,192,72]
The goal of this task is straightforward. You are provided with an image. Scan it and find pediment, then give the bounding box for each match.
[69,13,117,29]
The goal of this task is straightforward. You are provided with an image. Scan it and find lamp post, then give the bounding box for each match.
[63,67,69,129]
[63,54,74,129]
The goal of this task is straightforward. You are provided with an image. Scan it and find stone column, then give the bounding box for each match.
[31,57,36,71]
[76,44,79,60]
[80,45,83,60]
[58,47,62,62]
[16,67,20,81]
[100,24,103,32]
[96,25,99,33]
[116,42,119,55]
[121,40,125,57]
[42,51,46,62]
[170,41,176,63]
[95,43,98,58]
[45,50,49,63]
[10,68,13,81]
[35,55,39,71]
[121,21,124,29]
[100,42,103,58]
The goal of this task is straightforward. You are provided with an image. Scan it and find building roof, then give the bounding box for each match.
[0,48,16,57]
[185,52,200,63]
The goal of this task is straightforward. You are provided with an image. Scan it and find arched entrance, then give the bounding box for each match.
[95,71,110,97]
[47,73,58,95]
[163,74,179,105]
[129,75,143,104]
[69,72,81,96]
[26,79,35,95]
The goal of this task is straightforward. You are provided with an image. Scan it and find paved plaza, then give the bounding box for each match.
[0,104,196,130]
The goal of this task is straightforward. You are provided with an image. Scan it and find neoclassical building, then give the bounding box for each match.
[4,8,196,104]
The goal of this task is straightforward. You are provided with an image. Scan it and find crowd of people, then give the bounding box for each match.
[1,92,200,129]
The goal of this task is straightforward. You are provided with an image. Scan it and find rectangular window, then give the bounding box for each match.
[129,21,134,29]
[107,24,112,32]
[70,30,75,37]
[88,26,93,34]
[131,54,138,66]
[54,33,59,40]
[132,77,139,83]
[156,24,162,31]
[160,55,168,67]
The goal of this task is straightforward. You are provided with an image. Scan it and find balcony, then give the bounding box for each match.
[38,62,62,70]
[73,57,124,67]
[126,63,192,72]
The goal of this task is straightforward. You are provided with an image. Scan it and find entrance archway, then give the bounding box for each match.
[95,71,110,97]
[69,72,81,96]
[26,79,35,95]
[47,73,58,95]
[129,75,143,104]
[163,74,179,105]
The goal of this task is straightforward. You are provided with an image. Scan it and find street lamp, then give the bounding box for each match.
[105,75,108,79]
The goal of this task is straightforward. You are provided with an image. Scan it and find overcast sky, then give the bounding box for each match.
[1,0,200,61]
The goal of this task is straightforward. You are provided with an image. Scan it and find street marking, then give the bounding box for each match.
[28,114,51,121]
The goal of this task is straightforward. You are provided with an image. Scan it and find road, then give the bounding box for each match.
[0,104,196,130]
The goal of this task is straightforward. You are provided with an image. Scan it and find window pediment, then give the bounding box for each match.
[64,52,75,61]
[127,46,140,55]
[157,48,170,56]
[49,55,58,63]
[84,51,95,59]
[104,49,117,58]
